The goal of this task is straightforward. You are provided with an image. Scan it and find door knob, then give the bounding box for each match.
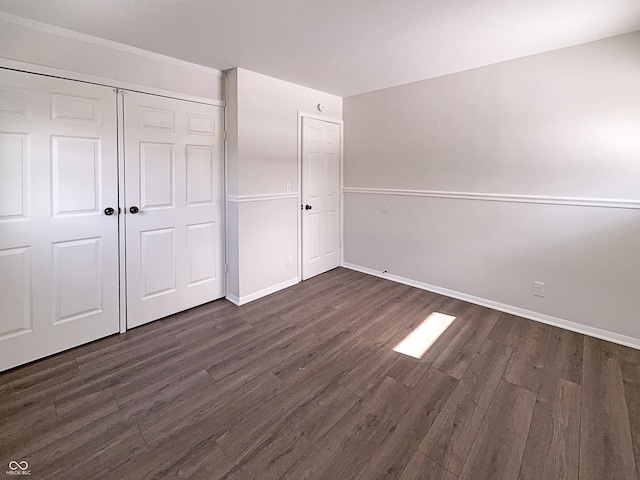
[129,206,140,214]
[104,207,115,216]
[305,205,312,210]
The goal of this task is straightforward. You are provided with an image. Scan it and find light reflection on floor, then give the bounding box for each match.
[393,312,456,359]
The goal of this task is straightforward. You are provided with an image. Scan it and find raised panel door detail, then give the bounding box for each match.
[187,222,216,286]
[186,114,215,136]
[310,127,320,143]
[139,106,175,132]
[141,228,176,298]
[309,153,324,200]
[0,246,32,338]
[0,86,29,118]
[51,93,100,124]
[310,212,320,260]
[326,131,339,147]
[51,136,100,216]
[0,133,30,220]
[53,238,102,324]
[327,153,339,198]
[325,210,336,255]
[186,145,214,205]
[140,142,174,209]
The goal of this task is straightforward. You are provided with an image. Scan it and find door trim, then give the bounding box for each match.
[296,112,344,282]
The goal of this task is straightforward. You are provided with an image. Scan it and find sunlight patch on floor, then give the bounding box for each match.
[393,312,456,359]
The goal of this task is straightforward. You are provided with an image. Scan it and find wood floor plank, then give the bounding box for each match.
[414,300,474,365]
[385,356,432,388]
[139,371,288,445]
[273,332,375,386]
[351,368,459,480]
[1,268,640,480]
[52,343,185,406]
[398,451,458,480]
[580,336,637,480]
[544,326,584,384]
[115,368,215,425]
[514,319,554,358]
[419,338,513,475]
[173,314,253,346]
[281,375,414,480]
[339,347,400,396]
[358,287,433,344]
[214,367,369,464]
[518,375,581,480]
[1,385,120,461]
[488,313,526,346]
[172,443,235,480]
[503,350,545,393]
[458,379,537,480]
[431,308,500,379]
[31,422,148,479]
[207,328,322,381]
[219,384,359,480]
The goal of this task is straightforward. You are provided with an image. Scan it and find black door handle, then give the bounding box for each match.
[129,206,140,214]
[104,207,115,216]
[305,205,312,210]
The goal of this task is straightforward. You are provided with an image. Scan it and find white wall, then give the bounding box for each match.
[226,68,342,303]
[343,32,640,345]
[0,15,222,100]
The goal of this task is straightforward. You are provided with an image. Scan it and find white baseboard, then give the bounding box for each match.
[226,277,299,306]
[342,262,640,351]
[225,293,241,306]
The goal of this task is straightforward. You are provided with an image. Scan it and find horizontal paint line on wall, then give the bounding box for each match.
[227,193,299,203]
[342,262,640,351]
[343,187,640,210]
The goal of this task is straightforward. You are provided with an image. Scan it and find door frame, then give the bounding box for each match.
[296,112,344,282]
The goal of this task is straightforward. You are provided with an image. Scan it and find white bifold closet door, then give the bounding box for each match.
[123,92,224,328]
[0,69,120,371]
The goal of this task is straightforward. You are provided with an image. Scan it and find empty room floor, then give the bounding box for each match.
[1,268,639,479]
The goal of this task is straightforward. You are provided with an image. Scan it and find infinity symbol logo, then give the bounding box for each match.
[8,461,28,470]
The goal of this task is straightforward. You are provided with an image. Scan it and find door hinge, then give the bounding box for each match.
[224,263,228,273]
[223,131,227,141]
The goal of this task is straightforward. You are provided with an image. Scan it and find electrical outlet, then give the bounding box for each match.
[533,281,545,297]
[286,256,292,268]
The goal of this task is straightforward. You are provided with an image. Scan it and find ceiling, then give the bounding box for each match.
[1,0,639,97]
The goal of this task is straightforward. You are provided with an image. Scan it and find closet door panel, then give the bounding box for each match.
[0,69,120,372]
[124,93,224,328]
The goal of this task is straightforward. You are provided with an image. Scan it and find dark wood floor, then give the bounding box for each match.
[1,268,639,479]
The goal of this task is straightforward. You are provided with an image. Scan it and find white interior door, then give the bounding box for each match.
[302,117,341,280]
[124,92,224,328]
[0,69,120,372]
